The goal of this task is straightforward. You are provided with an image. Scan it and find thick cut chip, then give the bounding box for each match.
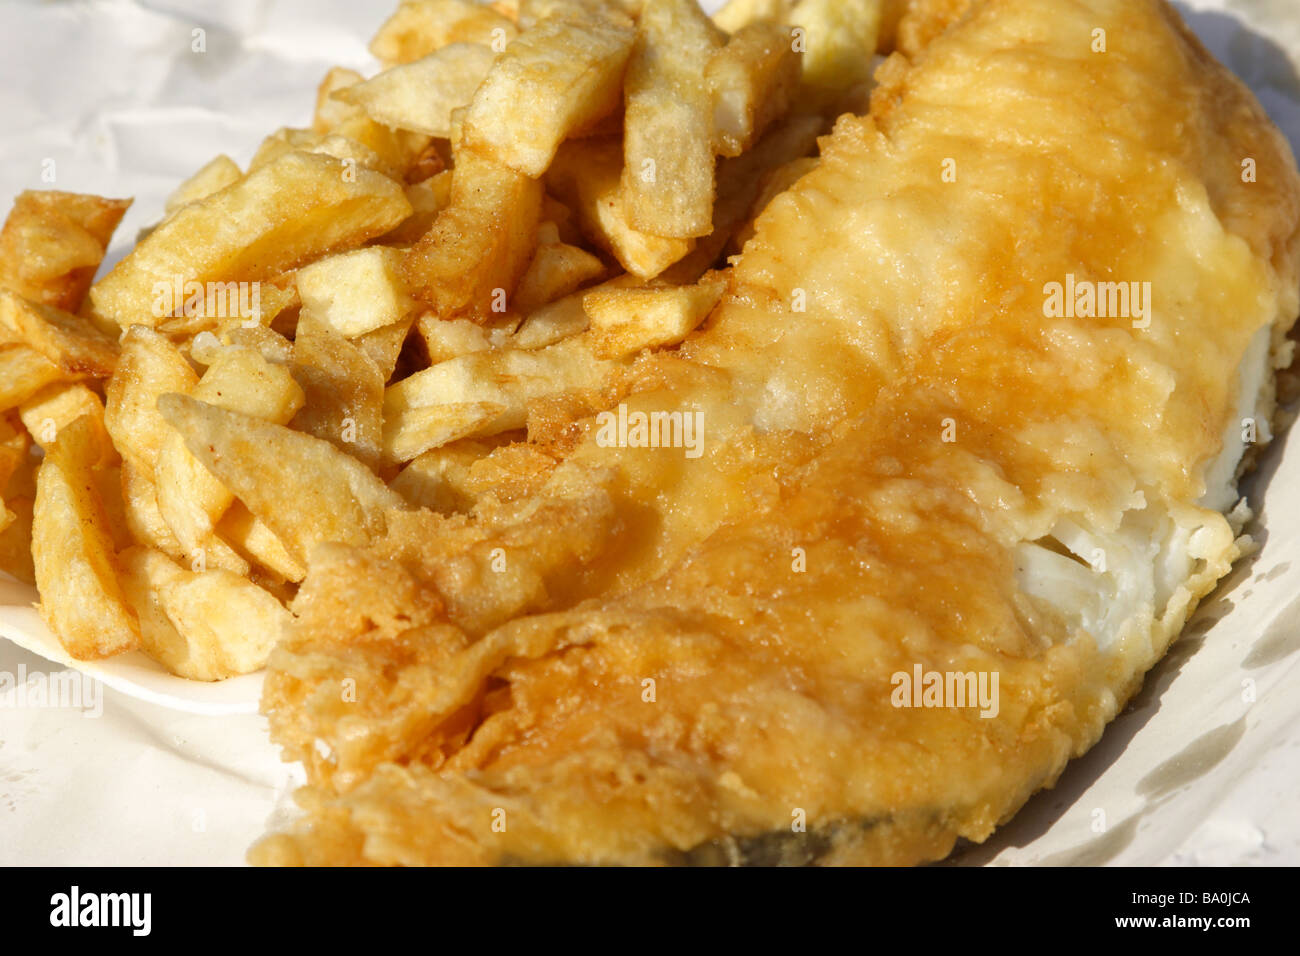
[621,0,725,239]
[334,115,434,182]
[313,67,365,134]
[0,190,131,314]
[355,320,414,382]
[157,394,405,568]
[201,325,295,366]
[789,0,881,111]
[164,155,242,214]
[155,346,306,562]
[0,346,65,411]
[337,44,498,139]
[384,334,619,455]
[383,402,506,463]
[383,173,454,246]
[121,460,181,554]
[248,122,430,183]
[290,324,386,470]
[514,231,606,313]
[248,128,341,171]
[0,417,35,582]
[706,21,801,157]
[153,272,300,339]
[712,0,794,32]
[0,290,119,378]
[404,147,543,321]
[33,415,140,660]
[119,546,290,681]
[463,16,635,177]
[296,247,416,338]
[105,326,199,478]
[89,151,411,330]
[217,503,308,584]
[0,414,28,490]
[585,271,727,357]
[416,315,493,364]
[371,0,519,65]
[519,0,639,27]
[548,139,695,278]
[661,111,824,281]
[245,125,427,183]
[515,272,642,348]
[513,290,590,349]
[18,383,103,450]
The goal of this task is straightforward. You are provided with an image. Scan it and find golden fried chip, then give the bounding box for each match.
[415,315,494,364]
[384,333,619,456]
[585,271,727,357]
[0,190,131,314]
[706,21,801,157]
[119,546,290,681]
[313,67,366,134]
[382,172,454,245]
[0,346,65,412]
[514,228,606,313]
[371,0,519,65]
[0,290,119,378]
[355,320,415,382]
[712,0,793,32]
[155,346,305,564]
[404,147,543,321]
[18,382,103,450]
[157,394,405,567]
[296,247,416,338]
[120,460,182,554]
[104,326,199,478]
[290,324,386,469]
[621,0,725,239]
[548,139,694,279]
[0,493,34,584]
[338,44,498,139]
[33,415,140,660]
[89,151,411,330]
[216,502,308,584]
[164,155,242,214]
[462,15,634,177]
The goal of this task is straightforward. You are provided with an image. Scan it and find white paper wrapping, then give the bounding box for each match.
[1,0,1298,865]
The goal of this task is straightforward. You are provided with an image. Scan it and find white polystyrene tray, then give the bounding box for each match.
[0,574,261,715]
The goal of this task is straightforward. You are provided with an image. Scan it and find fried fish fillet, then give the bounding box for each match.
[251,0,1300,865]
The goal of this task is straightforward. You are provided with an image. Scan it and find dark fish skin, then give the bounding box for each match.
[670,826,841,867]
[497,820,884,867]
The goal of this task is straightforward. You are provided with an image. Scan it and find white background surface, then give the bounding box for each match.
[1,0,1300,865]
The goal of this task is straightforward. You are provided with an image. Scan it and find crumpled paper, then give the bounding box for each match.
[1,0,1299,865]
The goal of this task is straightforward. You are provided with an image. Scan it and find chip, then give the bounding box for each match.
[89,151,411,330]
[403,146,543,321]
[621,0,725,239]
[33,415,141,660]
[337,44,499,138]
[585,271,727,357]
[371,0,519,65]
[157,394,405,567]
[462,15,635,177]
[0,190,131,315]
